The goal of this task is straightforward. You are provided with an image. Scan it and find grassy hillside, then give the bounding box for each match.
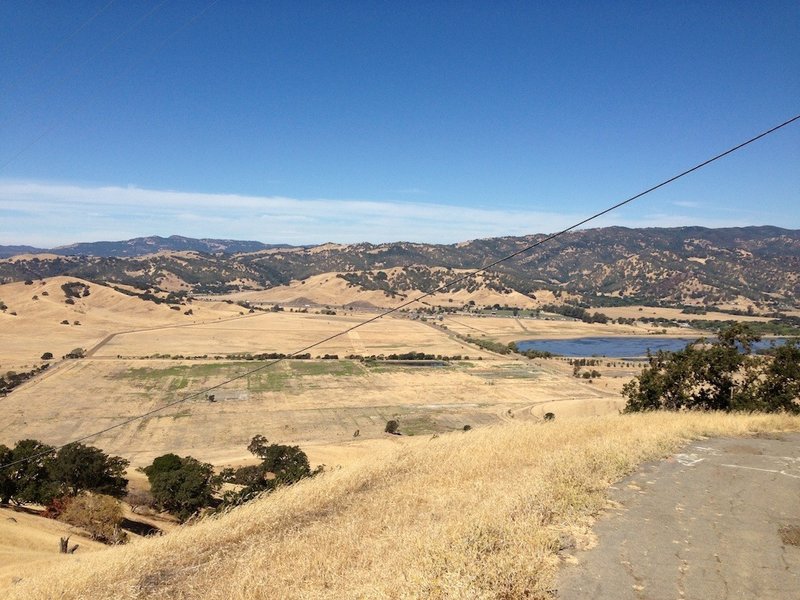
[7,412,800,600]
[0,276,243,370]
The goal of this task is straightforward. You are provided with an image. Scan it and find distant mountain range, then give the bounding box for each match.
[0,235,291,258]
[1,227,798,310]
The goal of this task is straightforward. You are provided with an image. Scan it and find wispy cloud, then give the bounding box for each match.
[672,200,701,208]
[0,179,753,247]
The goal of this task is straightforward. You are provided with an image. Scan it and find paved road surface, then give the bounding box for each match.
[558,433,800,600]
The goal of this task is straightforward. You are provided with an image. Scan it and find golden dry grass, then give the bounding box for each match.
[7,412,800,600]
[0,276,244,371]
[1,356,621,469]
[90,311,498,358]
[439,313,653,343]
[598,305,771,322]
[0,506,105,589]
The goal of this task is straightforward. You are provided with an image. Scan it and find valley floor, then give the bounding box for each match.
[2,279,664,470]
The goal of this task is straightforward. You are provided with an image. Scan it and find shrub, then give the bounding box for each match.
[125,489,156,515]
[60,493,126,543]
[385,420,400,435]
[43,495,73,519]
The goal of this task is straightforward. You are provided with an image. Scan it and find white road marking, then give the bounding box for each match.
[720,464,800,479]
[693,446,722,456]
[675,454,705,466]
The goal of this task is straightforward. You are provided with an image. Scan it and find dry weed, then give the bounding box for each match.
[7,412,800,600]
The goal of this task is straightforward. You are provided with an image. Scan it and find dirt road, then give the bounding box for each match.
[558,434,800,599]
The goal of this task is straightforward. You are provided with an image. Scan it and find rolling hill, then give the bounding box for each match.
[0,235,289,258]
[1,226,798,310]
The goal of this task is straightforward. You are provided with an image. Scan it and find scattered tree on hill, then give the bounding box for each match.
[385,420,400,434]
[41,352,53,360]
[543,412,555,421]
[0,440,129,506]
[222,436,320,505]
[0,364,50,395]
[61,281,90,298]
[48,443,129,498]
[623,324,799,413]
[0,445,15,503]
[245,435,316,486]
[2,439,57,504]
[143,454,218,521]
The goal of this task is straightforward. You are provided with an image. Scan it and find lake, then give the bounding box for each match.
[515,336,790,358]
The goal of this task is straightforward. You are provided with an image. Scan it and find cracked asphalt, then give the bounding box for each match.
[557,433,800,599]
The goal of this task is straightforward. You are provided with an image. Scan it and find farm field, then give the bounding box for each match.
[91,309,498,359]
[0,278,652,472]
[597,305,773,322]
[0,354,631,470]
[438,312,671,344]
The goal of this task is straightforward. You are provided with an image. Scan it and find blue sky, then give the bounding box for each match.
[1,1,798,246]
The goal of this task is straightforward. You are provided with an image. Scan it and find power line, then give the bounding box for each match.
[1,113,798,471]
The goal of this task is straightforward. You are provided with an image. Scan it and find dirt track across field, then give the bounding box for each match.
[558,434,800,599]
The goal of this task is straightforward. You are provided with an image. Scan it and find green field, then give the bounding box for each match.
[115,360,369,394]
